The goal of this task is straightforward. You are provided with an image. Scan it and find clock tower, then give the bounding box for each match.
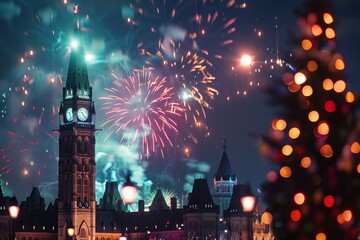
[58,26,96,240]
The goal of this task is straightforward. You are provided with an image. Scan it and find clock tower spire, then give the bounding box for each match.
[58,25,96,240]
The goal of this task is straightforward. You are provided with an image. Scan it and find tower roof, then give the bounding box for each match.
[225,184,258,217]
[65,26,91,100]
[29,187,42,204]
[104,182,121,204]
[149,188,169,211]
[226,184,247,214]
[187,178,217,209]
[215,139,236,181]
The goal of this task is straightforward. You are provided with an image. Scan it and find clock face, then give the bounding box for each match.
[66,108,73,121]
[77,107,89,121]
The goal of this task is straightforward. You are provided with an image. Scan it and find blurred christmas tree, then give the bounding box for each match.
[261,0,360,239]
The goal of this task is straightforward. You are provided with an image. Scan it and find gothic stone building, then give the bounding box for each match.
[0,27,272,240]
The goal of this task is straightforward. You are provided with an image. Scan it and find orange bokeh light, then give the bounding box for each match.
[325,28,336,39]
[280,166,292,178]
[289,127,300,139]
[323,78,333,91]
[334,80,346,93]
[320,144,333,158]
[274,119,287,131]
[335,59,345,70]
[312,24,323,36]
[302,39,312,50]
[351,142,360,154]
[343,210,352,222]
[261,212,273,225]
[316,233,326,240]
[308,111,319,122]
[323,13,334,24]
[337,214,345,224]
[302,85,313,97]
[317,122,329,135]
[294,193,305,205]
[307,60,318,72]
[288,81,301,92]
[301,157,312,168]
[345,92,355,103]
[282,145,293,156]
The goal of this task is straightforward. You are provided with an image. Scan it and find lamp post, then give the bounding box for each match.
[8,204,19,240]
[121,172,137,212]
[240,185,256,240]
[67,222,75,240]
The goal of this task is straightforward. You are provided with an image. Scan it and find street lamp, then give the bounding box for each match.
[67,222,75,240]
[121,172,137,211]
[240,184,256,240]
[8,204,19,240]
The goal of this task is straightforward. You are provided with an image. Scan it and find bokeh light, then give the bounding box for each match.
[294,72,307,85]
[290,210,302,222]
[335,58,345,71]
[312,24,323,36]
[323,78,334,91]
[294,193,305,205]
[323,195,334,208]
[282,145,293,156]
[302,85,313,97]
[289,127,300,139]
[317,122,329,135]
[325,28,335,39]
[333,80,346,93]
[323,13,334,24]
[308,111,320,122]
[301,156,312,168]
[261,212,273,224]
[302,39,312,50]
[316,233,326,240]
[345,92,355,103]
[280,166,292,178]
[320,144,333,158]
[324,100,336,112]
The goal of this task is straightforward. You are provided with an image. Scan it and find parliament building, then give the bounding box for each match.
[0,27,272,240]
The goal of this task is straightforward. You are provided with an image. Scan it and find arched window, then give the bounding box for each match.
[84,140,88,154]
[77,140,82,154]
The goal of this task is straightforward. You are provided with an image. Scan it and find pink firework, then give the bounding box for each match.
[100,69,185,158]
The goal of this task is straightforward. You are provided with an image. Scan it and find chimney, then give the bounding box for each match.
[138,200,144,213]
[187,193,192,205]
[171,197,177,210]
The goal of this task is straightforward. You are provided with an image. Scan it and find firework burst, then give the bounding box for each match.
[150,50,217,127]
[100,69,185,158]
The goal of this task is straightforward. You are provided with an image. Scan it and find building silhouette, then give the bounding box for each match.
[0,27,272,240]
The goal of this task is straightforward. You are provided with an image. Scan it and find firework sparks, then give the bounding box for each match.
[100,69,185,158]
[150,50,217,127]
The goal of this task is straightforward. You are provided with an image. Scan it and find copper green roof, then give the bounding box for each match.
[65,27,91,100]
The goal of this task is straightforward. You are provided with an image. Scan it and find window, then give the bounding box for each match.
[84,140,89,153]
[77,140,82,153]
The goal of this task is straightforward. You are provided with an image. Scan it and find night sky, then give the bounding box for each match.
[0,0,359,206]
